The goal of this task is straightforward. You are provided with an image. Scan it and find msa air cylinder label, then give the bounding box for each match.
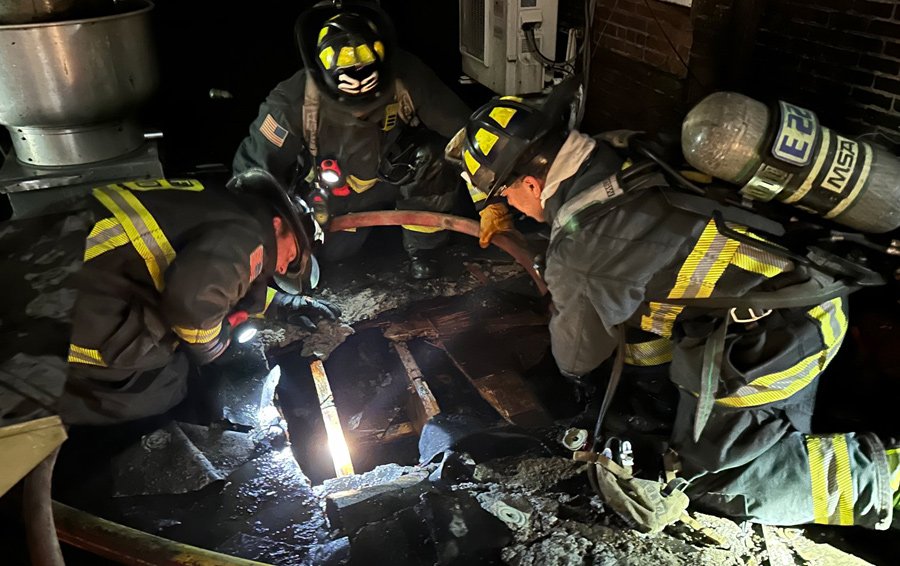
[781,127,873,219]
[772,101,819,167]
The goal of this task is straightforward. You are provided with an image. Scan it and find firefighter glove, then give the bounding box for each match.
[186,325,231,366]
[479,203,515,249]
[270,291,341,331]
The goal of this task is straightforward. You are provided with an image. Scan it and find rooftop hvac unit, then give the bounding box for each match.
[459,0,558,94]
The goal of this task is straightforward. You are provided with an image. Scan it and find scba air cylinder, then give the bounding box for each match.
[681,92,900,233]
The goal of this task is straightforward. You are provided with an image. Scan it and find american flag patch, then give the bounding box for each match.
[249,245,264,282]
[260,114,288,148]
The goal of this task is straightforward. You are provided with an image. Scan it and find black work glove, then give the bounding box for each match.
[269,291,341,331]
[185,324,231,365]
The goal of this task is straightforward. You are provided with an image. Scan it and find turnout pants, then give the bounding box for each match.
[666,298,896,529]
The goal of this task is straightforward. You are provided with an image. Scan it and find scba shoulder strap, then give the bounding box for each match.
[301,76,417,158]
[549,159,862,310]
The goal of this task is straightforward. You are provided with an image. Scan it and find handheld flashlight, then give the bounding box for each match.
[227,311,257,344]
[319,159,350,197]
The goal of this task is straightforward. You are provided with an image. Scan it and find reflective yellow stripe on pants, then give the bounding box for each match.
[624,338,673,366]
[716,298,847,407]
[806,434,855,526]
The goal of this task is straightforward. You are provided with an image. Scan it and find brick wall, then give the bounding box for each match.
[582,0,730,134]
[582,0,900,150]
[582,0,691,134]
[747,0,900,150]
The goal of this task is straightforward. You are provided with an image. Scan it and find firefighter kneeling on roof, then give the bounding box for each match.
[449,84,900,531]
[61,169,340,425]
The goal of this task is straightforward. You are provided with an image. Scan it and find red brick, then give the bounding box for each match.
[612,11,651,34]
[852,87,895,109]
[836,13,874,32]
[873,75,900,95]
[843,32,884,53]
[854,0,896,19]
[886,41,900,59]
[868,18,900,38]
[642,47,668,68]
[783,3,833,25]
[859,54,900,74]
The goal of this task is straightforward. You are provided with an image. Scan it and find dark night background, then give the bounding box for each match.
[143,0,489,175]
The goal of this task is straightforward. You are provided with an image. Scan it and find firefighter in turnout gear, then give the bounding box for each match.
[61,169,340,425]
[233,1,472,279]
[453,91,900,530]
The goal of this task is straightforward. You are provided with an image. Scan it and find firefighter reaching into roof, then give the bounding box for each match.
[449,82,900,531]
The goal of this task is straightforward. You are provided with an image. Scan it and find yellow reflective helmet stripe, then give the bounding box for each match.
[805,434,855,526]
[474,128,499,156]
[172,323,222,345]
[337,46,357,67]
[356,44,375,64]
[463,150,481,176]
[83,217,128,261]
[319,46,336,69]
[374,40,385,59]
[489,106,517,128]
[499,96,523,102]
[92,185,176,292]
[67,345,107,367]
[318,27,329,45]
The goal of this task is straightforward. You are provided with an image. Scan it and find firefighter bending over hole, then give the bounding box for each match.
[449,86,900,532]
[61,169,340,425]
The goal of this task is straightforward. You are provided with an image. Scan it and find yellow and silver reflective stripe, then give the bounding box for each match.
[67,345,107,367]
[730,242,793,278]
[624,338,673,366]
[122,179,204,192]
[641,219,741,337]
[467,179,488,203]
[93,185,176,292]
[716,298,846,407]
[172,322,222,344]
[83,217,128,261]
[347,175,378,193]
[806,434,855,526]
[402,224,443,233]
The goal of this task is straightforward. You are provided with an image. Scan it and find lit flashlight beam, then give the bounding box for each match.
[309,360,354,477]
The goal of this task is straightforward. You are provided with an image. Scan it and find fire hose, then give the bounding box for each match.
[328,210,549,295]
